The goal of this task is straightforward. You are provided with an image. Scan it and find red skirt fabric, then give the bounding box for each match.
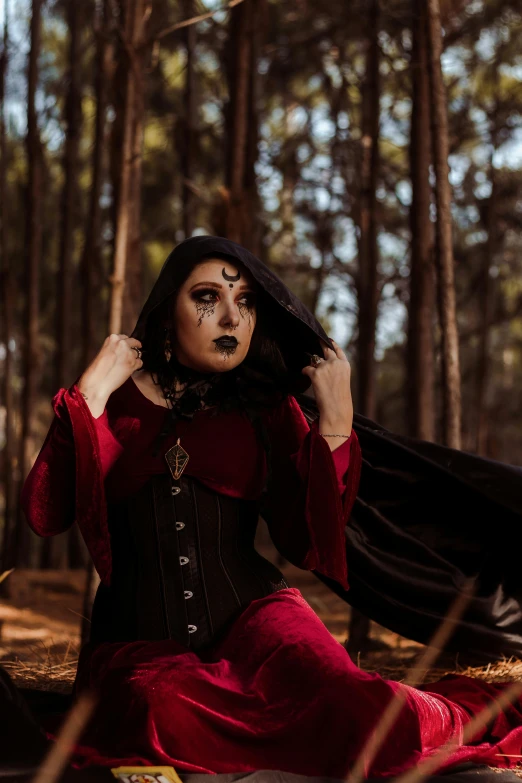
[73,589,522,778]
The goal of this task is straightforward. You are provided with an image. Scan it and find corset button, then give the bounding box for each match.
[171,486,181,496]
[179,556,189,566]
[188,625,197,634]
[184,590,193,599]
[175,521,185,531]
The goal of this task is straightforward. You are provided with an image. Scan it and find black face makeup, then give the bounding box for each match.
[213,335,238,358]
[192,290,217,327]
[222,267,241,283]
[237,297,255,325]
[191,286,256,328]
[173,259,257,374]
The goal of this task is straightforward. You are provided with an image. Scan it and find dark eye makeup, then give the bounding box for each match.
[190,288,256,308]
[191,288,219,303]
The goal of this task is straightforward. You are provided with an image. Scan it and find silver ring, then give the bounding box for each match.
[132,347,142,360]
[310,354,323,368]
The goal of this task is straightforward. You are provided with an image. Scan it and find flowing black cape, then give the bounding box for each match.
[298,396,522,662]
[133,236,522,663]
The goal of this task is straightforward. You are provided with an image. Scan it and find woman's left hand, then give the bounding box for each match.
[302,340,354,438]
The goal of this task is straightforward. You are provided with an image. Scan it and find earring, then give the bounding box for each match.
[164,328,172,363]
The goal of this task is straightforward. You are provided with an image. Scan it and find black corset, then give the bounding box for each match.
[90,474,288,651]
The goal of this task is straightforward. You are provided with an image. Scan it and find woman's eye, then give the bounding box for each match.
[238,294,256,307]
[193,290,218,303]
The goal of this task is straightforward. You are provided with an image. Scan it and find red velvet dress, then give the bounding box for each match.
[22,378,522,777]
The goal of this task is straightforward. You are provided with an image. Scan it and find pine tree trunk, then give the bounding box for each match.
[55,0,82,390]
[225,1,252,244]
[475,164,496,456]
[0,0,15,578]
[426,0,461,449]
[407,0,435,442]
[182,0,197,240]
[40,0,84,570]
[356,0,380,422]
[243,0,264,257]
[81,0,112,370]
[109,0,146,336]
[221,0,263,251]
[349,0,380,656]
[16,0,44,568]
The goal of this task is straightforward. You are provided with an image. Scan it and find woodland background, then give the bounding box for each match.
[0,0,522,583]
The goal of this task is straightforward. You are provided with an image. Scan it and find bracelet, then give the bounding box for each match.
[320,433,351,438]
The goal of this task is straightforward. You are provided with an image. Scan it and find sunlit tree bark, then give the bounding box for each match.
[109,0,147,335]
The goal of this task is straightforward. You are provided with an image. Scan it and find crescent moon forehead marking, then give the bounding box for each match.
[222,267,241,282]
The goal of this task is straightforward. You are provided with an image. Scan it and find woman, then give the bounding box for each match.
[22,237,522,777]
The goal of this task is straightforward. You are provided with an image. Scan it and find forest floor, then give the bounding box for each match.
[1,562,522,693]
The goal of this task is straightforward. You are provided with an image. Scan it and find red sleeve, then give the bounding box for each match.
[21,394,77,538]
[262,395,362,590]
[92,410,124,476]
[331,435,353,494]
[21,385,126,585]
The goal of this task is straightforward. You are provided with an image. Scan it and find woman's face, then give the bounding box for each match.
[172,258,257,373]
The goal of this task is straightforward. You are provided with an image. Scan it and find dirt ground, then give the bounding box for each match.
[2,560,521,694]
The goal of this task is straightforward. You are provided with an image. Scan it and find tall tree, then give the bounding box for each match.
[16,0,44,567]
[80,0,113,370]
[349,0,381,656]
[109,0,148,335]
[40,0,85,570]
[427,0,462,449]
[55,0,82,390]
[356,0,380,424]
[407,0,436,442]
[475,150,497,456]
[0,0,15,575]
[182,0,197,239]
[220,0,263,252]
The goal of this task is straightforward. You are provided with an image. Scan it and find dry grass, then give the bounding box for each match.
[2,653,79,692]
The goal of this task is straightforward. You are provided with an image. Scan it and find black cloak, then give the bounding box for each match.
[133,236,522,662]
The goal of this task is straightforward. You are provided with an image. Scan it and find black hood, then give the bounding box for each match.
[131,235,334,393]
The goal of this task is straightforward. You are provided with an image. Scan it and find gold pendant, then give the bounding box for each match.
[165,438,190,481]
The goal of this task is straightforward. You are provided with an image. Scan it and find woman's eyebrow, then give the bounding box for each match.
[189,281,222,290]
[189,281,255,291]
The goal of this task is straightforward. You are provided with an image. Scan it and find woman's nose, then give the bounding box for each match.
[220,302,240,329]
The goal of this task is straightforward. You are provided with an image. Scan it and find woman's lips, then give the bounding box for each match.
[213,336,238,348]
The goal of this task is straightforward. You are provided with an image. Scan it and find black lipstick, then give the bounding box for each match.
[213,336,238,347]
[213,336,238,356]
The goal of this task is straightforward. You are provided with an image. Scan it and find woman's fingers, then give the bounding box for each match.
[319,338,348,363]
[124,337,143,349]
[331,339,349,362]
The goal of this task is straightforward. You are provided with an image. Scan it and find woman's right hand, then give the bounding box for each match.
[77,334,143,417]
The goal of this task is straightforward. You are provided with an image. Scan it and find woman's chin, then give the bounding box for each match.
[180,353,244,374]
[207,353,244,372]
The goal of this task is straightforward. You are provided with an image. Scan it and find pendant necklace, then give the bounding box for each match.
[165,437,190,483]
[160,375,190,494]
